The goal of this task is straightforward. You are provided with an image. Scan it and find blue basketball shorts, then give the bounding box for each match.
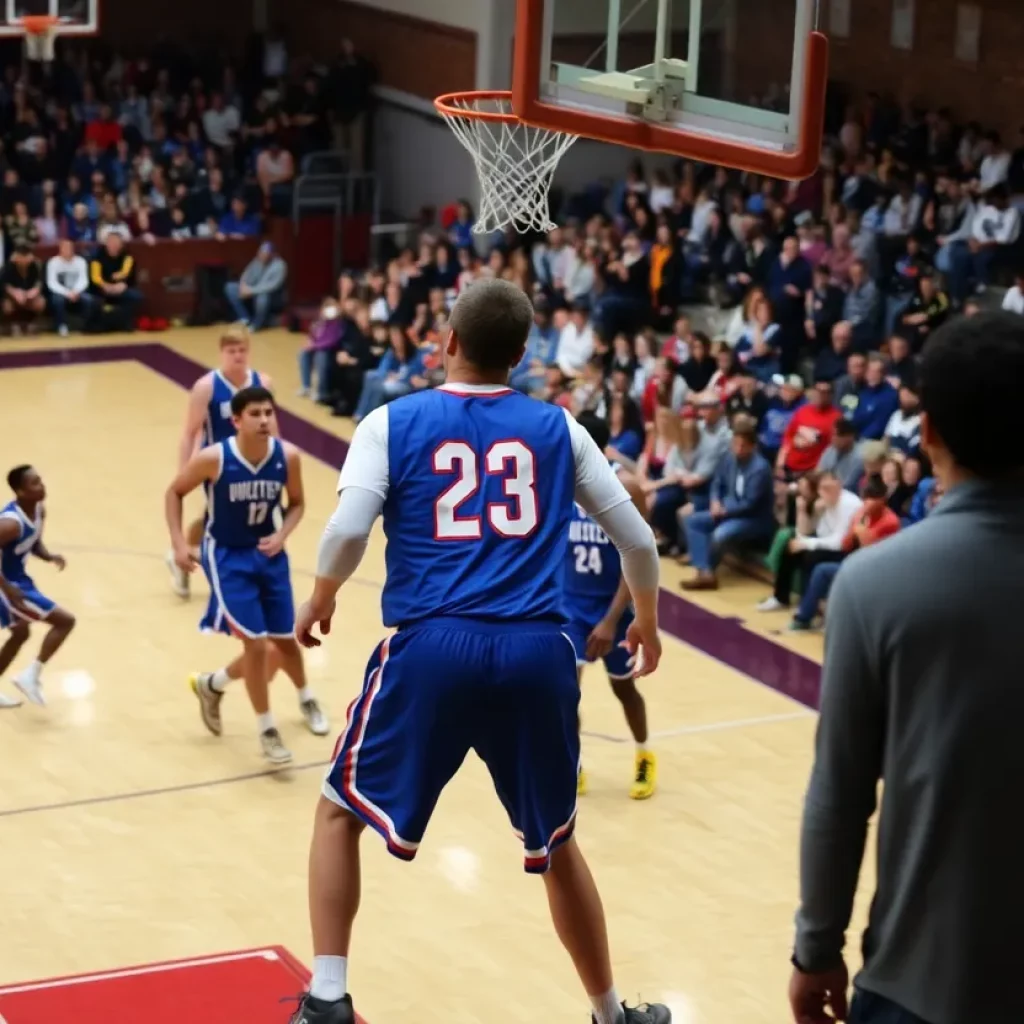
[0,579,56,628]
[200,538,295,639]
[324,618,581,873]
[564,607,635,680]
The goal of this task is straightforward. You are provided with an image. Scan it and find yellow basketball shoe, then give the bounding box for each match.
[629,749,657,800]
[577,766,588,796]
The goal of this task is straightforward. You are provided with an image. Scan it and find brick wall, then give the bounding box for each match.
[733,0,1024,139]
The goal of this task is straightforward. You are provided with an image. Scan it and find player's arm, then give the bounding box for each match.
[295,406,389,647]
[0,519,28,610]
[178,374,213,469]
[565,410,662,676]
[259,443,304,557]
[586,477,646,660]
[30,507,66,571]
[165,447,222,571]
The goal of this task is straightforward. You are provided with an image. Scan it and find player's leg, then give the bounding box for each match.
[299,628,474,1022]
[196,544,291,761]
[263,552,329,735]
[0,612,29,707]
[475,627,670,1024]
[11,594,74,707]
[603,610,656,800]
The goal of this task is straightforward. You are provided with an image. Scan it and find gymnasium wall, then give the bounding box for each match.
[97,0,252,52]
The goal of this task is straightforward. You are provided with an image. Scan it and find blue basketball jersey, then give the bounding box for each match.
[0,499,42,585]
[202,369,264,447]
[564,503,623,625]
[380,388,576,627]
[206,438,287,548]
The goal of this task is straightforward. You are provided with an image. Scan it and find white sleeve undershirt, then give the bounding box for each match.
[316,404,660,597]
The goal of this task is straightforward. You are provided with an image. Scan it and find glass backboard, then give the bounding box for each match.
[0,0,98,36]
[511,0,827,179]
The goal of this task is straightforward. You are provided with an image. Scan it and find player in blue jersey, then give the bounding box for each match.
[0,465,75,708]
[165,386,328,764]
[165,323,273,600]
[568,412,657,801]
[288,279,670,1024]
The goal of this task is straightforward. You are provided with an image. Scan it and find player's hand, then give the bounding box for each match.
[173,544,198,574]
[50,553,67,572]
[788,963,849,1023]
[295,598,336,648]
[585,618,616,660]
[622,617,661,678]
[257,532,285,558]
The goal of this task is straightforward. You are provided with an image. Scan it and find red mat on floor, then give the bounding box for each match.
[0,947,367,1024]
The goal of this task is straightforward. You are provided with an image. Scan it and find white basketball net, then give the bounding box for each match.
[23,23,58,63]
[438,95,578,235]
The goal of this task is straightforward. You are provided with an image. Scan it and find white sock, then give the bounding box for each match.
[309,954,347,1002]
[256,711,275,733]
[590,989,624,1024]
[637,741,651,754]
[297,685,314,703]
[210,668,231,692]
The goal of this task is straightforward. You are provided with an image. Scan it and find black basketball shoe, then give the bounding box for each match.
[287,993,356,1024]
[592,1002,672,1024]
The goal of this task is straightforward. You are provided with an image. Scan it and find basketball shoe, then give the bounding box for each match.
[260,727,293,764]
[577,765,588,796]
[189,672,223,736]
[288,993,355,1024]
[629,750,657,800]
[599,1002,672,1023]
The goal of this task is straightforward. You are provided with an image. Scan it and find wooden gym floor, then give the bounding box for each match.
[0,329,873,1024]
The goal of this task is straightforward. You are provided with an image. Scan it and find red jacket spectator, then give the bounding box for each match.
[84,107,123,151]
[841,501,901,552]
[780,403,842,473]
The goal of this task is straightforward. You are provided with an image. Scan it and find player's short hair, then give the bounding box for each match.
[6,464,33,492]
[231,386,275,416]
[576,412,611,452]
[919,312,1024,477]
[220,323,251,348]
[449,278,534,372]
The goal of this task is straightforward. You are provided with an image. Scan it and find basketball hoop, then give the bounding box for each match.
[21,15,59,63]
[434,90,577,235]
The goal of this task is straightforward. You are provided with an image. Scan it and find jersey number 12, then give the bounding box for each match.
[433,439,538,540]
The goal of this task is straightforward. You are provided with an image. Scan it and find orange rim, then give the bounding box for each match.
[433,90,519,123]
[21,14,59,34]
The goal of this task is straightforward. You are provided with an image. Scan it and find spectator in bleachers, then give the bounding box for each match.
[758,375,806,467]
[964,186,1022,293]
[734,295,781,383]
[224,242,287,331]
[834,351,867,418]
[555,301,595,378]
[5,200,39,249]
[816,419,864,492]
[641,416,710,550]
[884,333,917,388]
[89,232,142,332]
[726,368,769,428]
[775,377,842,482]
[298,297,345,404]
[897,273,950,349]
[510,298,558,396]
[46,239,93,338]
[850,353,900,440]
[353,323,426,422]
[842,258,880,350]
[1002,271,1024,315]
[767,236,813,373]
[813,320,853,383]
[34,195,60,245]
[2,245,46,336]
[757,470,861,613]
[217,195,261,239]
[805,263,845,351]
[256,136,295,214]
[786,474,900,631]
[202,92,241,152]
[979,131,1011,192]
[884,384,923,456]
[680,417,775,592]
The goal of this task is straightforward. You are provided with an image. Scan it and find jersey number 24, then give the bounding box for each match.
[433,440,538,540]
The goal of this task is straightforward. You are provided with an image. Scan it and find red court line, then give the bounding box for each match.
[0,946,366,1024]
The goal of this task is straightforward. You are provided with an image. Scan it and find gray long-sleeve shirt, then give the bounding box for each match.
[795,477,1024,1024]
[240,255,287,295]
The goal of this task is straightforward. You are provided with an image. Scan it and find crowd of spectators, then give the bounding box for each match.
[297,96,1023,630]
[0,31,373,333]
